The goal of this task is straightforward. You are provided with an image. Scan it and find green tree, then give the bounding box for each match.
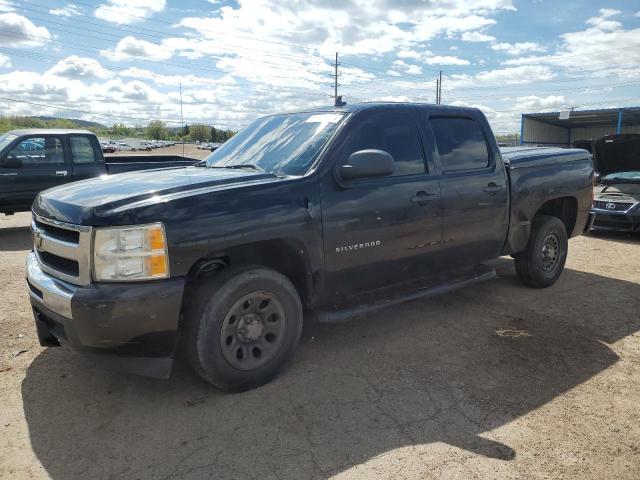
[210,126,218,143]
[145,120,167,140]
[190,124,210,142]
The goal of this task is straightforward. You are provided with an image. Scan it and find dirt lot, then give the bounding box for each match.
[1,212,639,479]
[107,144,211,160]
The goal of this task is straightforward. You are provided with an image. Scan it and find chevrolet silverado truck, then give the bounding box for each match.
[25,103,594,391]
[0,129,198,215]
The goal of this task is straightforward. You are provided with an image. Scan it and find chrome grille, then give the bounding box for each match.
[31,214,92,286]
[593,200,635,212]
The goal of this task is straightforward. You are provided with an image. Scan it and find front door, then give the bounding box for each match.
[320,107,443,299]
[0,135,68,211]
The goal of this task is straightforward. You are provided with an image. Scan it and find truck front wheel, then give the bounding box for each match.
[184,265,303,391]
[514,215,568,288]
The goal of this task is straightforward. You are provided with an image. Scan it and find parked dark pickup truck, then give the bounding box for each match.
[0,129,197,215]
[26,103,594,391]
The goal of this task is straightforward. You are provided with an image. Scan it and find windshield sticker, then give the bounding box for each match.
[305,114,342,124]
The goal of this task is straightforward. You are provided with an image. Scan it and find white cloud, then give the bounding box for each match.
[491,42,545,55]
[461,31,496,42]
[397,49,421,60]
[513,95,567,112]
[105,36,173,61]
[598,8,621,18]
[94,0,165,25]
[392,59,422,75]
[47,56,111,79]
[424,55,470,65]
[49,3,81,17]
[0,13,50,47]
[0,52,10,68]
[0,0,13,13]
[501,9,640,79]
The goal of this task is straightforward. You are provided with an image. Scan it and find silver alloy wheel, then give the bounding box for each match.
[541,233,560,272]
[219,291,287,371]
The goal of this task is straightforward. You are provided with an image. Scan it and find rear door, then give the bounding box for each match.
[0,135,69,211]
[68,134,106,182]
[320,107,443,298]
[425,114,509,267]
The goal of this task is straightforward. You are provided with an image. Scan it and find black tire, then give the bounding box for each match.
[514,215,568,288]
[183,265,303,391]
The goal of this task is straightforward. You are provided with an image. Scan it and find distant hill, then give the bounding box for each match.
[35,116,107,129]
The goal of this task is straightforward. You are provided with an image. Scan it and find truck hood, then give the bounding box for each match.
[33,166,279,225]
[593,134,640,176]
[594,182,640,205]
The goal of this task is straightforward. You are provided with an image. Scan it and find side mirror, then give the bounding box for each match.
[338,149,394,180]
[2,156,22,169]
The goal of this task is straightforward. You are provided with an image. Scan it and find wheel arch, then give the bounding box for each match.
[535,196,578,237]
[181,238,315,315]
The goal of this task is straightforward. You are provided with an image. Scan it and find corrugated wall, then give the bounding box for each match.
[522,117,568,145]
[569,124,640,143]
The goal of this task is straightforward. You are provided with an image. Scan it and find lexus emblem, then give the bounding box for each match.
[34,230,43,249]
[605,202,616,210]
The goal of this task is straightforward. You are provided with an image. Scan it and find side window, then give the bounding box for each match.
[430,117,489,172]
[341,111,426,177]
[69,136,98,164]
[6,137,65,165]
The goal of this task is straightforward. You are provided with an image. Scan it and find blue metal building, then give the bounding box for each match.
[520,107,640,146]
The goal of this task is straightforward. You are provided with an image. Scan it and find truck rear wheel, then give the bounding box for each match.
[184,265,303,391]
[514,215,568,288]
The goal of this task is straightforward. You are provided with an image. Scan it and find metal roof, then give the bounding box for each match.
[522,107,640,128]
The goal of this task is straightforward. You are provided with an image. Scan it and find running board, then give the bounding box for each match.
[315,264,496,323]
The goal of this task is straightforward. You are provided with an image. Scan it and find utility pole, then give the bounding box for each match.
[179,81,184,158]
[438,70,443,105]
[332,52,340,105]
[436,77,439,104]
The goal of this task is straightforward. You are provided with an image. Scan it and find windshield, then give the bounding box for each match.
[602,171,640,183]
[0,133,17,152]
[205,112,344,175]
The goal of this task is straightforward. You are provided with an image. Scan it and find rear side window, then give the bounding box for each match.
[340,111,426,177]
[430,117,489,172]
[69,136,98,164]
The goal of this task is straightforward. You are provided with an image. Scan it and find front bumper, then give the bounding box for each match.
[591,210,640,232]
[26,252,185,378]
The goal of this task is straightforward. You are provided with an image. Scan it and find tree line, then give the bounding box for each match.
[0,116,237,142]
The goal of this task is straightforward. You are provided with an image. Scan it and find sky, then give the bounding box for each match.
[0,0,639,133]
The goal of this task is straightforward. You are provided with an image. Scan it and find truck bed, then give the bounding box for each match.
[104,155,200,174]
[501,147,594,255]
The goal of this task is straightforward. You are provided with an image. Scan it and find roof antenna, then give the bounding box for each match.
[335,95,346,107]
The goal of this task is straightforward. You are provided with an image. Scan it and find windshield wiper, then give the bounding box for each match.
[209,164,266,173]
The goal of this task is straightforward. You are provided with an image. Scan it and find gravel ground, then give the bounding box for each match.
[0,212,639,480]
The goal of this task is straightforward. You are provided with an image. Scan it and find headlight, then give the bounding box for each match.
[93,223,169,281]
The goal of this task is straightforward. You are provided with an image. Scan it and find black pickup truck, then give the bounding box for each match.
[25,103,594,391]
[0,129,197,215]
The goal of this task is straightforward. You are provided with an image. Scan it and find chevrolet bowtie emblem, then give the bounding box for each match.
[34,230,43,249]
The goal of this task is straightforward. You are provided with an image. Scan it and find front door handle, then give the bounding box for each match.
[55,170,68,177]
[483,183,503,196]
[411,191,436,206]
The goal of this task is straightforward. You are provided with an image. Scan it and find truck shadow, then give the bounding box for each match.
[0,226,31,252]
[21,259,640,479]
[587,229,640,245]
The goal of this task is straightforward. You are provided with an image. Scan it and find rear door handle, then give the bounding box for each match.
[483,183,503,195]
[55,170,68,177]
[411,191,436,206]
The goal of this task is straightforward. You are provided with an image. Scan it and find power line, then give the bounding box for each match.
[0,96,250,127]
